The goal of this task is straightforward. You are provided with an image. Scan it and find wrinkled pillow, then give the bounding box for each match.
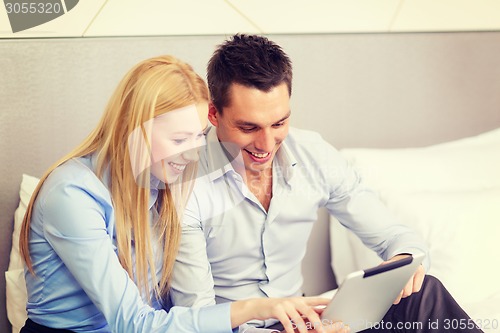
[340,129,500,193]
[6,174,39,333]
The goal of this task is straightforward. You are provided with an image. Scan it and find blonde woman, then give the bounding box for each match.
[18,55,332,333]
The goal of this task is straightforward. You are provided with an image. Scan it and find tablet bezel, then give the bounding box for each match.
[320,253,425,332]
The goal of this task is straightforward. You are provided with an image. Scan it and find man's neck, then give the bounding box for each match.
[245,166,273,211]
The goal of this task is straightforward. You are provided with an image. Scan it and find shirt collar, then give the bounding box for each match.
[148,173,161,211]
[205,127,240,182]
[89,151,160,210]
[274,141,298,185]
[149,174,161,190]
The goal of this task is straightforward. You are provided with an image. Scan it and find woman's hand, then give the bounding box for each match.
[231,297,349,333]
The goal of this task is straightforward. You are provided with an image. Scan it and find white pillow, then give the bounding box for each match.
[6,174,39,333]
[5,269,28,333]
[331,128,500,321]
[382,189,500,305]
[340,128,500,193]
[431,127,500,148]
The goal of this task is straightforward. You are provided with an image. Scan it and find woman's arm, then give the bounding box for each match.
[37,172,233,333]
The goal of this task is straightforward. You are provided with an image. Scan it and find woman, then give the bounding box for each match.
[18,55,338,333]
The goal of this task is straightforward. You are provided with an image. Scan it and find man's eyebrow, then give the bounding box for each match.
[276,111,292,123]
[235,111,291,127]
[234,120,259,127]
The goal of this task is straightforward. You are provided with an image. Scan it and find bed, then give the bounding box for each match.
[2,32,500,332]
[331,128,500,332]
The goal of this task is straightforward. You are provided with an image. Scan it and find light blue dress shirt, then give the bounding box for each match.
[25,153,233,333]
[170,126,429,329]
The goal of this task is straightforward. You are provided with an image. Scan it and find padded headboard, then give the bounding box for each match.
[1,32,500,332]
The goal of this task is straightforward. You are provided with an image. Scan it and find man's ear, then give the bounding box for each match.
[208,103,219,127]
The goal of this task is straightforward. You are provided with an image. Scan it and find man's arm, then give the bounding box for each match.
[313,135,429,300]
[170,192,217,307]
[320,141,430,269]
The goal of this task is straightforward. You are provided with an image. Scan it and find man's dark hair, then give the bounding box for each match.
[207,34,293,113]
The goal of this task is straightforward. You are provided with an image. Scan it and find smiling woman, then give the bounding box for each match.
[18,55,211,332]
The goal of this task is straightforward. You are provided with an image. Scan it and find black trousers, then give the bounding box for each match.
[20,318,74,333]
[361,275,483,332]
[269,275,483,333]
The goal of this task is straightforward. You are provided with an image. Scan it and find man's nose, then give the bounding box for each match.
[254,129,275,152]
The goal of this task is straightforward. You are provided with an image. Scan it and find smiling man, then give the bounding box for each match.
[170,34,482,333]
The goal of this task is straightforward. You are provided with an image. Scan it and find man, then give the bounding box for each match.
[171,34,481,333]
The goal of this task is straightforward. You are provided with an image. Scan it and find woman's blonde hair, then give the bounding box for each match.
[20,55,208,303]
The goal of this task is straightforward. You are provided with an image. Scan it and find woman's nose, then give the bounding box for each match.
[182,147,199,162]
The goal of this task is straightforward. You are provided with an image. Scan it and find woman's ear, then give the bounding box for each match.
[208,103,219,127]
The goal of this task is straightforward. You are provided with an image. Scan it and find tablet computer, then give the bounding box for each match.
[320,253,425,332]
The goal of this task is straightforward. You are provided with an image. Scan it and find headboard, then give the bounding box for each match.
[1,32,500,332]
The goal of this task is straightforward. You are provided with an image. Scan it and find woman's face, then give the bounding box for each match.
[149,102,208,184]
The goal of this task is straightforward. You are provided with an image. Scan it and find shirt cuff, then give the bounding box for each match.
[237,323,284,333]
[388,248,430,272]
[198,302,234,333]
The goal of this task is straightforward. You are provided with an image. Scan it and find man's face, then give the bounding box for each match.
[209,83,290,174]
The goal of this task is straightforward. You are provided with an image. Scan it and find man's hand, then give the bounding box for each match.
[383,254,425,304]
